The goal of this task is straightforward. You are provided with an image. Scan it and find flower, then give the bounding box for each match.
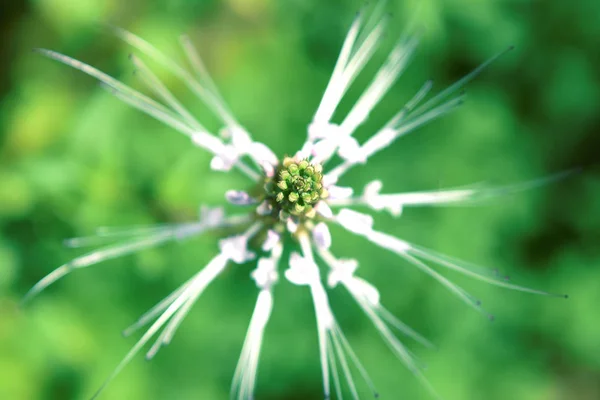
[26,5,567,399]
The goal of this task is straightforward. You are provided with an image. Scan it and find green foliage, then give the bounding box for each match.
[1,0,599,399]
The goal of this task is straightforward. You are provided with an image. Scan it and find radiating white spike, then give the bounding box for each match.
[24,214,249,304]
[326,335,344,400]
[90,253,228,399]
[24,230,177,304]
[100,82,196,137]
[312,12,363,126]
[123,278,193,337]
[231,289,274,400]
[362,94,465,159]
[411,46,514,119]
[323,19,387,124]
[410,245,567,298]
[359,301,441,400]
[65,224,177,248]
[109,26,238,128]
[398,252,492,318]
[180,35,225,100]
[35,48,175,118]
[130,54,205,131]
[376,305,435,349]
[339,37,419,138]
[330,329,359,399]
[386,79,434,129]
[332,324,379,398]
[323,82,456,182]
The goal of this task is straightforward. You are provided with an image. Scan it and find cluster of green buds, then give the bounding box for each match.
[264,157,328,219]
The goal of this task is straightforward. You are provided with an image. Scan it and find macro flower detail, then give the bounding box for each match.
[26,5,568,400]
[266,157,327,219]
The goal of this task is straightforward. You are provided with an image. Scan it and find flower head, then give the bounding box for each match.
[27,4,567,399]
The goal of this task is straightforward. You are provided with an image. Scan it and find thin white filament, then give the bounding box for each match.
[109,26,238,129]
[130,54,205,131]
[90,253,228,399]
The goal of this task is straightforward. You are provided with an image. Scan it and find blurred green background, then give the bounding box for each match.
[1,0,599,399]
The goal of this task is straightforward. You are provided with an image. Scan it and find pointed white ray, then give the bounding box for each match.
[89,253,229,399]
[35,48,175,118]
[285,233,379,399]
[326,92,465,182]
[218,222,262,264]
[358,297,440,399]
[109,26,239,128]
[24,213,250,304]
[325,48,514,183]
[320,249,434,350]
[328,170,577,215]
[102,82,260,181]
[99,82,196,136]
[338,36,419,139]
[36,49,214,154]
[410,46,514,120]
[113,27,277,176]
[225,190,258,206]
[407,243,567,298]
[64,223,195,248]
[309,6,389,144]
[231,243,281,400]
[129,54,205,131]
[320,249,438,394]
[179,34,229,111]
[122,276,193,337]
[38,46,261,181]
[327,180,478,215]
[311,12,364,129]
[336,209,566,319]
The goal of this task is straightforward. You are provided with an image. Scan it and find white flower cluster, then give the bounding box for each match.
[27,5,565,400]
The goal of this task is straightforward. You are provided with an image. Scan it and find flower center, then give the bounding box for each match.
[264,157,328,219]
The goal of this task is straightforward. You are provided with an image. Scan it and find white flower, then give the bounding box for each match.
[27,4,566,399]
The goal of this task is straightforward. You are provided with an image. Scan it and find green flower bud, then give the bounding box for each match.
[280,170,291,180]
[298,160,309,170]
[283,157,295,167]
[277,180,288,190]
[266,157,326,219]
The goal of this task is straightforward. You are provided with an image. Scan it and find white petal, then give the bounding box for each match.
[367,230,411,254]
[363,180,383,198]
[328,186,354,200]
[312,222,332,249]
[261,229,280,252]
[285,252,320,286]
[315,201,333,219]
[259,160,275,178]
[256,201,272,216]
[250,142,278,165]
[286,218,298,234]
[230,125,253,149]
[219,235,255,264]
[337,136,365,163]
[337,209,374,235]
[251,258,279,289]
[311,138,339,161]
[327,258,358,288]
[199,206,225,225]
[352,277,381,305]
[225,190,256,206]
[308,121,341,140]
